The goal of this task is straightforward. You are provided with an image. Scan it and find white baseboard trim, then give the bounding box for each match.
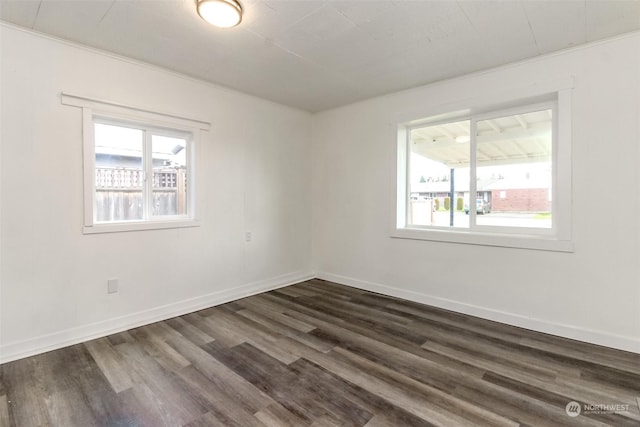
[0,271,314,364]
[316,271,640,354]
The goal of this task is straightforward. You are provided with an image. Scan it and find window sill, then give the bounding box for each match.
[83,220,200,234]
[391,227,574,252]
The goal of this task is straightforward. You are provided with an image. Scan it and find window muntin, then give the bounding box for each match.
[93,118,192,225]
[404,102,558,236]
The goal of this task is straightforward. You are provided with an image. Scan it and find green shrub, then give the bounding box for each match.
[444,197,450,211]
[434,199,440,210]
[456,197,464,211]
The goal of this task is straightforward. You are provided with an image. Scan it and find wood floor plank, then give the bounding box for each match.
[0,395,9,427]
[309,415,343,427]
[113,342,208,426]
[300,349,482,426]
[302,279,367,298]
[84,338,136,393]
[265,293,489,381]
[164,316,215,347]
[128,324,191,372]
[106,332,131,347]
[363,413,436,427]
[267,292,434,349]
[287,357,436,427]
[45,387,100,427]
[234,296,317,333]
[1,357,53,426]
[386,301,534,347]
[183,411,236,427]
[163,328,277,414]
[420,330,558,381]
[174,365,267,427]
[331,346,518,427]
[519,336,640,374]
[236,308,334,353]
[275,285,320,298]
[451,382,584,427]
[184,410,257,427]
[483,372,634,427]
[200,341,326,424]
[204,307,301,364]
[56,345,136,425]
[115,384,174,427]
[183,312,246,347]
[292,282,355,301]
[309,327,597,427]
[281,360,374,426]
[409,318,583,378]
[254,402,310,427]
[305,293,413,327]
[420,339,640,410]
[2,279,638,427]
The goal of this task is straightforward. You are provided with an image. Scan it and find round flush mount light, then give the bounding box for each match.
[197,0,242,28]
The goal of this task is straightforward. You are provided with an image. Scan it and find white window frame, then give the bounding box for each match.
[392,83,573,252]
[62,93,210,234]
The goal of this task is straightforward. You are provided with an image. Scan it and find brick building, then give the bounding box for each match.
[486,178,551,213]
[490,188,550,212]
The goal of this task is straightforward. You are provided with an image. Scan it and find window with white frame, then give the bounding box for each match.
[394,90,572,252]
[62,93,209,233]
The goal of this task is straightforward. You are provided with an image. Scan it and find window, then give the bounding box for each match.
[394,89,572,252]
[62,93,209,233]
[94,120,190,223]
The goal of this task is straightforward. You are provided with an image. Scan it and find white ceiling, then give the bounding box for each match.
[2,0,640,112]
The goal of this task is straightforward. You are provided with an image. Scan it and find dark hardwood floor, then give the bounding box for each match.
[1,279,639,426]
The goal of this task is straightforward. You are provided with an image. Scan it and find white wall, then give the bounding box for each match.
[0,25,313,362]
[312,33,640,353]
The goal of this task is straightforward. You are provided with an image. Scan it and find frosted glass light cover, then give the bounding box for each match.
[197,0,242,28]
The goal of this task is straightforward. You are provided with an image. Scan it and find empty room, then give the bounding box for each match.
[1,0,639,426]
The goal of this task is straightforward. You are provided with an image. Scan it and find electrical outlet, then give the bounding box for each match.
[107,279,119,294]
[245,231,252,242]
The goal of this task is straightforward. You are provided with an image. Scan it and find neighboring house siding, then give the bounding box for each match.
[491,188,550,212]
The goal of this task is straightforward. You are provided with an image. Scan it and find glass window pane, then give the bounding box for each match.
[409,120,470,228]
[152,135,188,216]
[475,109,552,228]
[94,123,143,222]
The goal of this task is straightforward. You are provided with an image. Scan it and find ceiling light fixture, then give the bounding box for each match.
[197,0,242,28]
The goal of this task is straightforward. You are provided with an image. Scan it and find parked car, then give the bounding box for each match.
[465,199,491,214]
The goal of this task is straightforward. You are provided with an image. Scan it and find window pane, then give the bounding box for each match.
[409,120,470,228]
[94,123,143,222]
[152,135,187,216]
[475,109,552,228]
